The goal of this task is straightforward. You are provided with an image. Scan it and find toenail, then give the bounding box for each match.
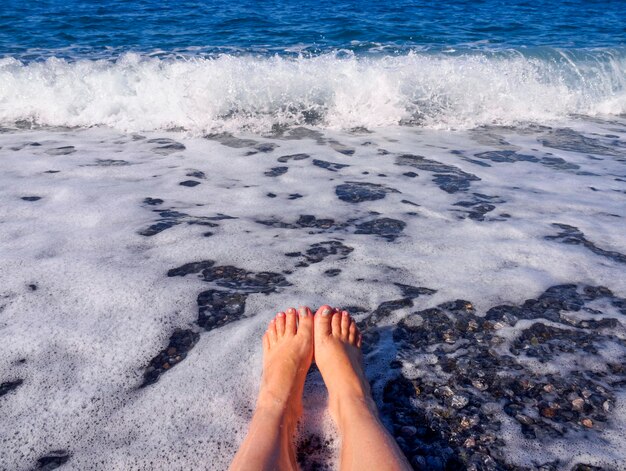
[287,308,295,314]
[322,308,331,316]
[298,307,307,316]
[277,312,285,317]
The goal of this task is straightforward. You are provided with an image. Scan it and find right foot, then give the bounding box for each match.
[258,307,314,422]
[313,305,373,423]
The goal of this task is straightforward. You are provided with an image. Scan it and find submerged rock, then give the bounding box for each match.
[381,284,626,470]
[36,450,71,470]
[395,154,480,193]
[355,217,406,241]
[0,379,23,397]
[546,223,626,264]
[336,181,399,203]
[141,329,200,387]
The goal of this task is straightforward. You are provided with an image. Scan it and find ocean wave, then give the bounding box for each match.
[0,50,624,133]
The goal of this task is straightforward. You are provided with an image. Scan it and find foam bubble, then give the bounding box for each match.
[0,117,625,469]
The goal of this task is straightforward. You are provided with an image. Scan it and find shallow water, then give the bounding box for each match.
[0,118,625,470]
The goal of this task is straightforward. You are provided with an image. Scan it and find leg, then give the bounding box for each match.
[230,307,314,471]
[314,306,411,471]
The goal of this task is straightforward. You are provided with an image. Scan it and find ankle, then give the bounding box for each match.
[329,391,377,427]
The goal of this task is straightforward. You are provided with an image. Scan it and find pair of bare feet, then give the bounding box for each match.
[229,305,411,471]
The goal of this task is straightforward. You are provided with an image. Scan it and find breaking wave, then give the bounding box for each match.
[0,49,624,133]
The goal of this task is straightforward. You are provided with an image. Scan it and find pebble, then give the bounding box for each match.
[450,394,469,409]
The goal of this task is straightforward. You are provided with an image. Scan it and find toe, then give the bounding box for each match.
[331,312,341,337]
[276,312,286,337]
[348,321,357,344]
[285,308,297,336]
[357,333,363,348]
[314,305,333,339]
[340,311,350,340]
[297,306,313,336]
[268,319,278,346]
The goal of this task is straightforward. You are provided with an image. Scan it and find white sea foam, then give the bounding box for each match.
[0,118,625,469]
[0,50,624,133]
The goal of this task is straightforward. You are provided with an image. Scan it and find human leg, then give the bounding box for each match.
[313,306,411,471]
[229,307,314,471]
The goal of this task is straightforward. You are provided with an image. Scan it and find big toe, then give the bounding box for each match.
[314,304,333,339]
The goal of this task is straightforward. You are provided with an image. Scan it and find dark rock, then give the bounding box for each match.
[382,284,626,470]
[403,171,418,177]
[143,197,164,206]
[0,379,23,397]
[277,153,310,163]
[324,268,341,277]
[298,241,354,265]
[139,220,181,236]
[256,214,338,231]
[394,283,437,299]
[336,182,400,203]
[197,290,248,331]
[432,174,474,194]
[167,260,215,277]
[21,196,42,201]
[296,215,336,229]
[148,138,186,155]
[139,209,233,236]
[141,329,200,387]
[37,450,71,470]
[179,180,201,187]
[200,266,290,293]
[355,218,406,241]
[248,142,277,154]
[452,194,501,221]
[546,223,626,264]
[313,159,350,172]
[395,154,480,193]
[86,159,130,166]
[265,166,288,177]
[366,298,414,326]
[186,170,206,179]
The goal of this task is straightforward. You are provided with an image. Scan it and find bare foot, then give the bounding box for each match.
[258,306,314,423]
[313,305,373,423]
[229,307,313,471]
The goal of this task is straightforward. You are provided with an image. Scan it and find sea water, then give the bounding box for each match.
[0,1,625,470]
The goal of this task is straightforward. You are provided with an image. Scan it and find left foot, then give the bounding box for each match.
[257,306,314,422]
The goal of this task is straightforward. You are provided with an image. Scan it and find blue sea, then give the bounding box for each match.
[0,1,625,470]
